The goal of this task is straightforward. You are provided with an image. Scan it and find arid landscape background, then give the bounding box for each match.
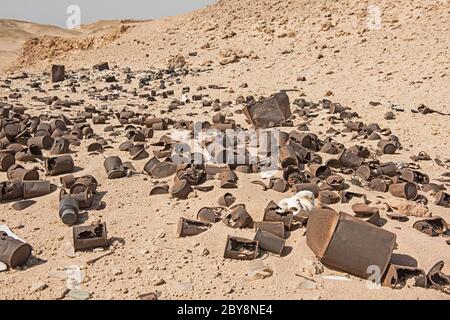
[0,0,449,300]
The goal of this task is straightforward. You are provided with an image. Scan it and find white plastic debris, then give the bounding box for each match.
[322,275,352,281]
[260,170,275,179]
[297,279,317,290]
[0,225,26,242]
[68,289,90,300]
[246,260,273,280]
[65,265,85,289]
[276,191,316,215]
[180,93,189,103]
[63,241,76,258]
[0,261,8,272]
[176,281,193,292]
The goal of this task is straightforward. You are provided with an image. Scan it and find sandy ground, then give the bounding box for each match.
[0,0,449,300]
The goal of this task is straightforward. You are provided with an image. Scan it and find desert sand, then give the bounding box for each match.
[0,0,449,300]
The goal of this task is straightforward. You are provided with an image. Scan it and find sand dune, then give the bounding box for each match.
[0,19,136,71]
[0,19,79,70]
